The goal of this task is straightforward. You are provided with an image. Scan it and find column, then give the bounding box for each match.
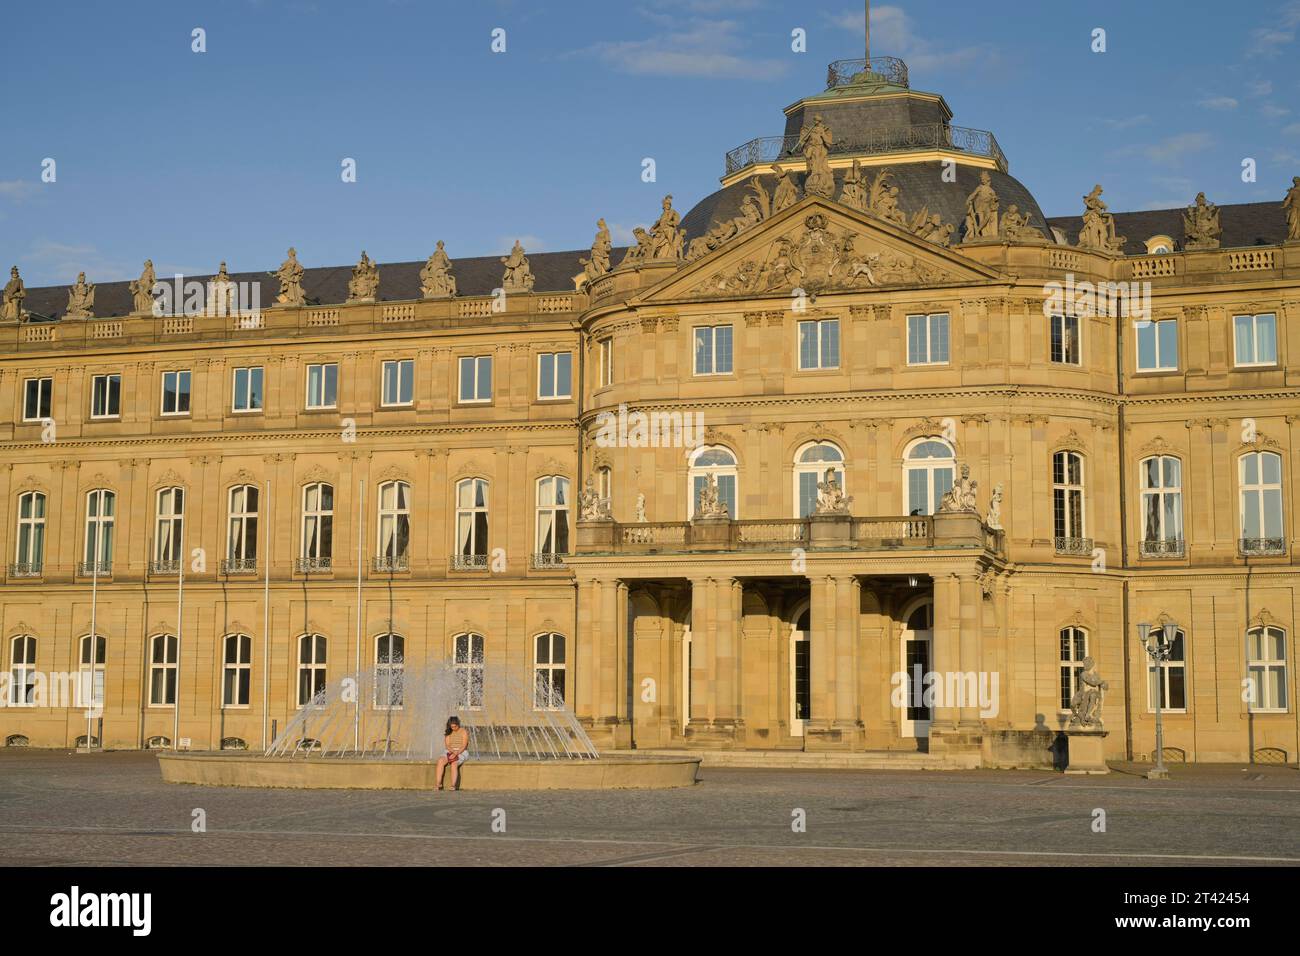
[931,573,961,731]
[957,572,983,726]
[688,577,712,724]
[807,574,836,725]
[834,575,859,727]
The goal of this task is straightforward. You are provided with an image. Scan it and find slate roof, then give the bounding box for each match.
[1045,200,1286,255]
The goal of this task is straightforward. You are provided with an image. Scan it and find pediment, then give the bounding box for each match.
[636,196,1006,303]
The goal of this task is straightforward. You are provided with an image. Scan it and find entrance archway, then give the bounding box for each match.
[789,604,811,737]
[899,598,933,740]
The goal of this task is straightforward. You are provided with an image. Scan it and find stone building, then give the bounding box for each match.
[1,56,1297,766]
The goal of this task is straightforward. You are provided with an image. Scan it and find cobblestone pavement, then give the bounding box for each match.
[0,751,1296,867]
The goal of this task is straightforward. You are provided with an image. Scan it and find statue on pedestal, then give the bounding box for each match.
[1068,657,1108,727]
[1285,177,1300,242]
[814,468,853,515]
[963,171,999,240]
[1076,184,1125,253]
[1182,192,1221,249]
[578,477,611,521]
[580,220,611,282]
[939,463,979,513]
[2,266,25,321]
[66,271,95,318]
[347,251,380,303]
[500,240,535,292]
[272,248,306,306]
[648,195,685,261]
[208,262,236,315]
[695,474,729,519]
[129,259,157,314]
[420,241,457,298]
[796,114,834,198]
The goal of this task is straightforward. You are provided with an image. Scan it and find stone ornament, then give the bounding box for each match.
[837,159,868,212]
[421,241,457,298]
[938,463,978,513]
[347,250,380,303]
[963,171,999,240]
[1182,192,1221,250]
[579,220,611,282]
[272,248,306,307]
[813,468,853,515]
[695,473,729,519]
[866,167,908,227]
[208,262,235,315]
[578,476,611,521]
[986,482,1003,530]
[1001,204,1043,242]
[66,271,96,318]
[687,186,765,261]
[500,240,535,293]
[1285,177,1300,242]
[1068,657,1108,727]
[2,265,25,321]
[129,259,156,314]
[635,492,647,523]
[648,195,685,261]
[796,114,835,198]
[1076,184,1125,253]
[771,167,800,213]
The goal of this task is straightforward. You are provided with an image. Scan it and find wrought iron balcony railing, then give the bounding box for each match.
[1240,537,1286,557]
[76,560,112,577]
[149,559,180,575]
[7,562,42,577]
[372,554,410,573]
[1140,538,1185,558]
[826,56,909,90]
[295,556,332,573]
[451,553,489,571]
[220,557,258,574]
[1054,536,1094,556]
[530,552,569,570]
[724,122,1008,176]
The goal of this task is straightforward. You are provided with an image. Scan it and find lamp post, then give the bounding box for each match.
[1136,621,1176,780]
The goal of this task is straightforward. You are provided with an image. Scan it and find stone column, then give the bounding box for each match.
[805,574,838,746]
[834,575,860,733]
[688,577,713,725]
[930,573,961,731]
[575,577,598,723]
[957,571,983,727]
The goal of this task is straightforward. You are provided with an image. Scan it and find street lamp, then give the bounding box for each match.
[1136,621,1176,780]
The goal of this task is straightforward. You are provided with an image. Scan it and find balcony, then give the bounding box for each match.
[295,557,332,573]
[219,557,258,575]
[1240,537,1286,557]
[530,552,569,570]
[1054,537,1094,556]
[372,554,410,573]
[1139,538,1185,559]
[76,560,112,577]
[451,553,488,571]
[149,559,180,575]
[826,56,909,90]
[7,562,42,578]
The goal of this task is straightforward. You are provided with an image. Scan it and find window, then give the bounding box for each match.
[305,363,338,409]
[90,373,121,418]
[301,483,334,568]
[297,634,328,706]
[693,325,733,375]
[1247,626,1287,713]
[794,442,844,518]
[1050,314,1081,365]
[688,446,738,518]
[79,634,106,708]
[1052,451,1086,548]
[154,487,184,568]
[597,339,613,387]
[1135,319,1178,372]
[1233,313,1278,367]
[537,352,572,399]
[223,634,252,708]
[798,318,839,370]
[454,633,484,709]
[596,466,612,504]
[232,366,263,412]
[375,633,405,709]
[83,489,115,573]
[534,632,566,709]
[15,491,46,574]
[226,485,259,569]
[1147,628,1186,712]
[903,439,954,516]
[149,634,178,706]
[1059,626,1087,710]
[160,370,191,415]
[9,635,36,707]
[381,359,414,407]
[22,377,51,421]
[1140,456,1183,556]
[906,313,950,365]
[376,481,410,569]
[1239,451,1284,554]
[535,476,570,561]
[458,355,492,403]
[455,478,489,567]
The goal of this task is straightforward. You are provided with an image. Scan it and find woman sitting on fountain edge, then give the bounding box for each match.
[435,716,469,791]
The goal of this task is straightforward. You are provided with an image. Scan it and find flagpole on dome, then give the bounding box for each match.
[865,0,870,62]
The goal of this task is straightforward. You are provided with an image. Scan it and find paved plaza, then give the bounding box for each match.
[0,751,1296,867]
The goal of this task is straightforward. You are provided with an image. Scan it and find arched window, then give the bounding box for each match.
[83,489,115,575]
[596,465,612,504]
[297,634,328,706]
[222,634,252,708]
[454,478,489,569]
[453,633,485,709]
[14,491,45,576]
[1059,626,1088,710]
[1247,626,1287,713]
[534,632,566,710]
[79,634,106,708]
[300,483,334,571]
[1139,456,1183,556]
[149,634,178,706]
[535,476,570,566]
[9,635,36,706]
[793,441,844,518]
[226,485,259,572]
[376,481,410,571]
[1052,451,1087,552]
[903,438,954,516]
[153,487,185,571]
[1147,628,1186,713]
[688,446,738,519]
[375,633,405,709]
[1240,451,1284,555]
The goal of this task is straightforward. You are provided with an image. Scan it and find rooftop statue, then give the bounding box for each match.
[500,240,535,292]
[619,227,655,267]
[208,262,235,315]
[648,195,685,260]
[1001,204,1044,242]
[1076,184,1125,253]
[867,168,909,227]
[272,248,306,306]
[1068,657,1108,728]
[1286,177,1300,242]
[1182,192,1221,250]
[837,158,868,212]
[66,271,95,318]
[938,463,979,513]
[579,220,612,282]
[796,114,835,198]
[129,259,156,314]
[2,266,25,322]
[915,212,955,246]
[771,167,800,213]
[421,240,457,298]
[347,250,380,303]
[963,171,999,241]
[686,191,764,261]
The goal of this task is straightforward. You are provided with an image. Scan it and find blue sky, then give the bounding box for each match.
[3,0,1299,285]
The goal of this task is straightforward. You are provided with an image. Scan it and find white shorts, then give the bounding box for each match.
[444,750,468,765]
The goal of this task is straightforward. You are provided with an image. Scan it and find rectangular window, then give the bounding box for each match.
[1147,631,1187,712]
[537,352,573,399]
[906,314,950,365]
[798,318,840,370]
[223,635,252,708]
[161,370,191,416]
[381,359,414,407]
[458,355,492,403]
[1059,627,1088,710]
[693,325,734,375]
[1233,313,1278,367]
[22,377,52,421]
[1247,627,1288,713]
[90,374,121,418]
[232,366,264,412]
[598,339,613,387]
[305,363,338,409]
[1135,319,1178,372]
[1050,314,1081,365]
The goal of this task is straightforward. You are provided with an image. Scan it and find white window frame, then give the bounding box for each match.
[305,363,338,410]
[537,352,573,400]
[22,377,51,422]
[454,632,485,710]
[458,355,492,404]
[15,490,46,572]
[79,634,106,709]
[1146,628,1187,713]
[535,476,570,557]
[597,339,613,387]
[906,313,950,366]
[1134,318,1178,372]
[376,481,410,562]
[1052,451,1086,541]
[90,373,121,419]
[533,632,566,710]
[1059,626,1087,711]
[297,633,328,707]
[231,366,264,413]
[455,478,490,559]
[301,483,334,563]
[374,633,405,710]
[222,633,252,709]
[793,441,845,519]
[1233,313,1278,368]
[154,487,185,564]
[84,489,115,570]
[227,485,259,563]
[160,369,191,416]
[798,318,840,370]
[9,635,36,707]
[148,633,178,707]
[1247,626,1288,713]
[902,438,955,516]
[693,324,734,376]
[687,446,739,519]
[1050,313,1082,366]
[380,359,415,408]
[1139,455,1183,548]
[1239,451,1285,548]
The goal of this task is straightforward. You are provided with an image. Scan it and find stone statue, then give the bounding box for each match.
[347,250,380,303]
[939,463,979,513]
[128,259,157,314]
[271,248,306,307]
[2,266,25,322]
[500,240,535,292]
[66,271,95,318]
[963,171,999,240]
[619,227,655,267]
[987,483,1003,530]
[635,492,646,523]
[796,114,835,198]
[771,167,800,213]
[207,262,236,315]
[579,219,611,281]
[578,476,611,521]
[648,195,685,260]
[867,169,908,227]
[1001,204,1044,241]
[1182,192,1221,250]
[686,193,764,261]
[837,159,868,212]
[1068,657,1108,728]
[1076,184,1125,253]
[814,467,853,515]
[916,213,955,246]
[420,241,457,298]
[1285,177,1300,242]
[695,474,729,519]
[748,178,771,220]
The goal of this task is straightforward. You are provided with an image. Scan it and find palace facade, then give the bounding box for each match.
[2,56,1298,766]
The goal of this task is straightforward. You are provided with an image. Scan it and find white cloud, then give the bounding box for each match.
[826,5,993,73]
[0,180,40,201]
[1261,103,1291,118]
[1199,96,1238,110]
[583,17,789,80]
[1248,79,1274,97]
[1101,114,1150,131]
[1117,132,1215,164]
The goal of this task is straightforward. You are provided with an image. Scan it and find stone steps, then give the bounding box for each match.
[617,748,981,771]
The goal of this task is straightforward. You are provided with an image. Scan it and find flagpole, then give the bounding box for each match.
[86,541,98,750]
[865,0,871,61]
[354,479,364,753]
[262,480,271,751]
[173,514,184,750]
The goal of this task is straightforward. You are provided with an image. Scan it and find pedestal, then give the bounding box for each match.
[1064,728,1110,774]
[809,513,852,546]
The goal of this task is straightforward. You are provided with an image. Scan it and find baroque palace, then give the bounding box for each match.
[2,55,1298,766]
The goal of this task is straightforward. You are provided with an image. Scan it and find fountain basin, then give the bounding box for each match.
[158,752,700,790]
